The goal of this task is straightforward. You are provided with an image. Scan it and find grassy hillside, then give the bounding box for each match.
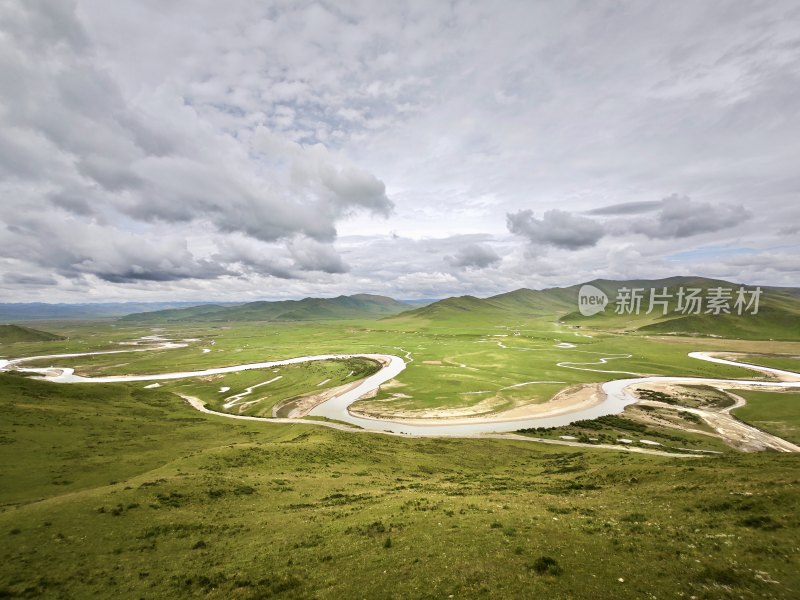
[1,373,799,599]
[391,277,799,341]
[393,295,504,322]
[121,294,409,323]
[562,277,800,340]
[488,287,577,314]
[390,287,577,325]
[639,303,800,340]
[0,324,64,344]
[117,303,236,323]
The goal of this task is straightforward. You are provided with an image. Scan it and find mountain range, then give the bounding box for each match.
[119,294,411,323]
[393,276,800,340]
[4,277,798,341]
[0,301,238,322]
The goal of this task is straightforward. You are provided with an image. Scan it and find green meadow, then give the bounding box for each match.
[2,308,800,599]
[733,355,800,373]
[12,316,779,418]
[169,357,380,417]
[1,372,799,599]
[731,389,800,445]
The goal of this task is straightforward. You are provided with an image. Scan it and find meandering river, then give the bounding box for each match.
[2,341,798,437]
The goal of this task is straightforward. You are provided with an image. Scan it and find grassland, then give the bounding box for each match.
[10,316,783,420]
[730,354,800,373]
[166,356,380,417]
[2,309,800,598]
[1,372,799,599]
[731,390,800,445]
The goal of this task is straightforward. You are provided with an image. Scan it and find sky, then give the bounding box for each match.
[1,0,799,303]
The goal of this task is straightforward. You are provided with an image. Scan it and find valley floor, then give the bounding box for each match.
[1,319,799,598]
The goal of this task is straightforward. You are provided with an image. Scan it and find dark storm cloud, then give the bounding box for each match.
[506,209,605,250]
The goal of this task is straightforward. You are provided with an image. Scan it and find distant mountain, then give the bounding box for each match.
[400,298,440,306]
[0,324,65,344]
[120,294,410,323]
[116,304,235,323]
[391,287,577,323]
[389,277,800,340]
[0,302,237,321]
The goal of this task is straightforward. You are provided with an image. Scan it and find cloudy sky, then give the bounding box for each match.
[1,0,799,302]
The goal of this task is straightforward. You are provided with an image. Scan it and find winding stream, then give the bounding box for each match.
[2,341,799,438]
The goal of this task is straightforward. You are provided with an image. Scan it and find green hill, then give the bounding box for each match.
[120,294,409,323]
[118,304,235,323]
[395,295,502,320]
[561,276,800,340]
[0,324,65,344]
[638,302,800,340]
[120,278,799,338]
[390,286,579,324]
[488,287,577,314]
[390,277,800,340]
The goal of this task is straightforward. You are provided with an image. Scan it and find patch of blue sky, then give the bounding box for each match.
[666,246,757,262]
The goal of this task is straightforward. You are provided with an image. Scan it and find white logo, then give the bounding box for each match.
[578,284,608,316]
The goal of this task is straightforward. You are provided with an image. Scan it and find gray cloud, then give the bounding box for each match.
[287,237,349,274]
[586,201,662,216]
[507,210,605,250]
[1,272,58,286]
[213,234,349,279]
[0,211,231,284]
[213,237,295,280]
[446,243,501,269]
[628,195,750,239]
[1,1,798,300]
[0,0,392,285]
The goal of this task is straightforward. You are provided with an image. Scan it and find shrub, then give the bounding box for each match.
[531,556,562,575]
[739,515,782,530]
